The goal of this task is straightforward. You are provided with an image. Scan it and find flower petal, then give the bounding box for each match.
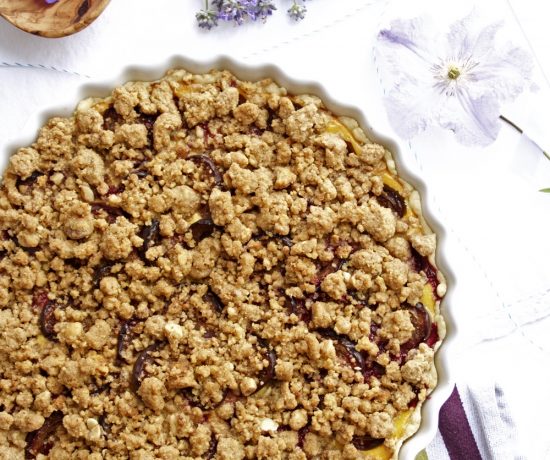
[449,12,534,103]
[383,76,449,140]
[377,17,443,72]
[468,45,533,102]
[446,11,502,62]
[376,16,445,138]
[439,89,501,146]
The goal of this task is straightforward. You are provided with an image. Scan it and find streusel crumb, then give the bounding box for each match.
[0,69,444,460]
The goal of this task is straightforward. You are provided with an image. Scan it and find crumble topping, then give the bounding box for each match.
[0,69,446,459]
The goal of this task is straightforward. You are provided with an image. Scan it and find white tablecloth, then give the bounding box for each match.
[1,0,550,458]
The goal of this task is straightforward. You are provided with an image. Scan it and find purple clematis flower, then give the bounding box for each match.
[376,11,534,147]
[45,0,59,3]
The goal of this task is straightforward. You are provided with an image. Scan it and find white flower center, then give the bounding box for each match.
[431,57,479,96]
[447,65,461,80]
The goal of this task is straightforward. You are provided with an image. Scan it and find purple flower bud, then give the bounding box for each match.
[255,0,276,21]
[288,1,306,21]
[196,8,219,30]
[216,0,251,25]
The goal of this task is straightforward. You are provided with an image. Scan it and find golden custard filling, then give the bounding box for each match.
[0,69,445,459]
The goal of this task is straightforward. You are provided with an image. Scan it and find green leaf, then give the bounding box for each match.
[416,450,429,460]
[539,188,550,193]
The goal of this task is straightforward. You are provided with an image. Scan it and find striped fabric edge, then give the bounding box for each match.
[438,386,483,460]
[422,383,525,460]
[421,385,483,460]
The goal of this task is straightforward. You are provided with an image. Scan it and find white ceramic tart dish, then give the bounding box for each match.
[0,56,456,460]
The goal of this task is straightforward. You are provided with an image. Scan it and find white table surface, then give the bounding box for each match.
[1,0,550,458]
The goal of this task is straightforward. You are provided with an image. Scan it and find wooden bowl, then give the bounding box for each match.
[0,0,110,38]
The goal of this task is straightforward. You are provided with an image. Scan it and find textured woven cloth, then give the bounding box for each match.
[423,383,524,460]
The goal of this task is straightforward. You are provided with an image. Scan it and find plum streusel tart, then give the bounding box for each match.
[0,69,446,460]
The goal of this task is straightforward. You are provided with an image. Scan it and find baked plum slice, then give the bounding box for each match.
[190,218,215,241]
[204,288,224,313]
[137,219,160,260]
[411,248,440,296]
[106,183,125,195]
[318,329,385,382]
[39,301,58,340]
[318,328,365,372]
[277,235,293,248]
[116,319,142,364]
[189,208,220,242]
[102,107,122,131]
[352,435,385,451]
[205,434,218,459]
[185,388,239,412]
[285,296,311,323]
[257,346,277,389]
[98,414,111,437]
[16,170,44,189]
[425,323,439,348]
[188,154,223,187]
[32,290,50,310]
[254,232,293,248]
[130,343,162,393]
[377,184,406,217]
[136,112,158,145]
[400,302,432,355]
[93,260,115,286]
[25,411,63,459]
[297,425,310,448]
[245,337,277,392]
[313,258,345,287]
[91,203,131,224]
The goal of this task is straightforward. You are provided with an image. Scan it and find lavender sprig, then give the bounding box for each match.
[197,0,307,29]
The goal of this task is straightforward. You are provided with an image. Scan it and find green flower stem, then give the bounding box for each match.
[499,115,550,161]
[499,115,550,193]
